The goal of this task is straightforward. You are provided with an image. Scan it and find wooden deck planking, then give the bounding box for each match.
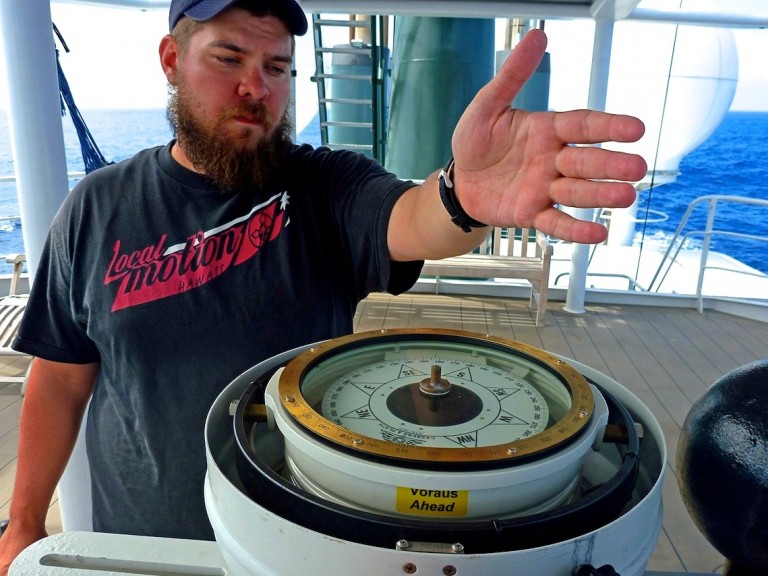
[670,312,750,383]
[2,292,768,573]
[636,311,716,396]
[623,318,701,432]
[696,310,768,369]
[0,380,23,518]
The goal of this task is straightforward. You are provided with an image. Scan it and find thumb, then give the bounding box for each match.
[480,28,548,111]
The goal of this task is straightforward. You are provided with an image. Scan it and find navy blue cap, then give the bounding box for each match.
[169,0,308,36]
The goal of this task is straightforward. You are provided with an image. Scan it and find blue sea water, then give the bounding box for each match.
[0,109,767,275]
[634,111,768,275]
[0,108,175,272]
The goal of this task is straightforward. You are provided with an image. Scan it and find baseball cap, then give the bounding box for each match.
[169,0,308,36]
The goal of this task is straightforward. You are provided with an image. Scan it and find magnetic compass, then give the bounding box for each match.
[232,328,636,531]
[275,328,595,464]
[320,356,550,449]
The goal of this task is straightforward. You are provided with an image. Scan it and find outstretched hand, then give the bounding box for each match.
[451,29,647,244]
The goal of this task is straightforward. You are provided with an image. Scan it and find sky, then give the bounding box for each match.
[0,0,766,135]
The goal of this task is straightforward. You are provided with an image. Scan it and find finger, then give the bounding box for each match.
[549,178,637,210]
[532,207,610,244]
[552,109,646,145]
[556,146,648,182]
[474,29,548,111]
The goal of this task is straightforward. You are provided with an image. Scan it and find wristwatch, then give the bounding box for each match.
[438,158,488,233]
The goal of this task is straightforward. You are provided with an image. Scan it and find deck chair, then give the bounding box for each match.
[0,254,30,394]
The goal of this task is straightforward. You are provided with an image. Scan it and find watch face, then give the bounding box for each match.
[279,329,594,464]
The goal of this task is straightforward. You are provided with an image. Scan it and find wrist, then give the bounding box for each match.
[7,505,48,533]
[0,517,48,543]
[438,158,488,233]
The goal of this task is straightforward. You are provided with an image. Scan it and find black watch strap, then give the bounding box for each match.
[438,158,488,233]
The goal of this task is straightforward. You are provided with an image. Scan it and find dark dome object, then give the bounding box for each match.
[677,359,768,574]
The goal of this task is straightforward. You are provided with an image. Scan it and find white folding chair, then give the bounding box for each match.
[0,254,31,394]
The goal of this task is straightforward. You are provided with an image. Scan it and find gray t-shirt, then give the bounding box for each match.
[13,142,422,539]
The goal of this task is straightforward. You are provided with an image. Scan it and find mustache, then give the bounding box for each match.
[219,102,272,129]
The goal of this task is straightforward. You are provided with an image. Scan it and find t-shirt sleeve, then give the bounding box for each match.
[387,260,424,295]
[296,147,423,297]
[12,188,101,364]
[361,175,423,296]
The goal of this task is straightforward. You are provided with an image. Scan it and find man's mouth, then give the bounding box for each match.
[233,115,261,125]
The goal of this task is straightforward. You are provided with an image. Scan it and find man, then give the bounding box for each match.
[0,0,646,571]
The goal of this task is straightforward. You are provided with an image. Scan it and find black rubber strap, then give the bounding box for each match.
[438,158,488,233]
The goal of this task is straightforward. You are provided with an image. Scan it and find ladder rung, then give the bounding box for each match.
[313,73,372,82]
[314,19,371,28]
[321,97,373,106]
[321,121,373,129]
[325,143,374,151]
[312,14,383,161]
[316,46,372,56]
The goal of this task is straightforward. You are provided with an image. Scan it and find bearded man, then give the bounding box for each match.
[0,0,646,572]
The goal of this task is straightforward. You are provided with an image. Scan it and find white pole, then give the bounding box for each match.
[0,0,70,281]
[563,18,614,314]
[0,0,93,532]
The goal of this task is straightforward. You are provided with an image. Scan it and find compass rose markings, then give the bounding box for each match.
[446,432,478,448]
[492,387,522,400]
[350,381,380,396]
[319,354,555,452]
[492,410,531,426]
[441,365,475,381]
[398,364,428,379]
[339,404,377,420]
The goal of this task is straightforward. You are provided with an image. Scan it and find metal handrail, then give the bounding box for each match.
[647,195,768,311]
[550,207,655,292]
[0,171,86,184]
[0,171,87,222]
[554,271,648,292]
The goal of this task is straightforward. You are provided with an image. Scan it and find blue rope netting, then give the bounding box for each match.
[54,23,113,174]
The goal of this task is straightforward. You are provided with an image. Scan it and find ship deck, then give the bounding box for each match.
[3,292,768,573]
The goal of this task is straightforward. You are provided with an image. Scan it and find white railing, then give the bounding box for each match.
[0,172,86,276]
[0,171,86,184]
[648,195,768,312]
[0,170,86,221]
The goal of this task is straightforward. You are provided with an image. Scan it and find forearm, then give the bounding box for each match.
[388,170,490,262]
[8,359,98,530]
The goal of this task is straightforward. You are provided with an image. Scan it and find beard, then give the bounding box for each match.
[166,81,293,193]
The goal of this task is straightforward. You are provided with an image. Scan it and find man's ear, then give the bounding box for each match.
[159,35,180,85]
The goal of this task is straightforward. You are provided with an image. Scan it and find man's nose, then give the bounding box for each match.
[237,68,270,101]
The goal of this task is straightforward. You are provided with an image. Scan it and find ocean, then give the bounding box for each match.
[1,109,767,275]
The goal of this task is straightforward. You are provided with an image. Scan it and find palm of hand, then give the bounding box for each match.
[450,29,647,244]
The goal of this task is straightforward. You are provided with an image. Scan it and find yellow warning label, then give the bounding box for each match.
[395,487,469,517]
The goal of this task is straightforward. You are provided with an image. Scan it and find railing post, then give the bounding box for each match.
[564,18,614,314]
[696,197,718,312]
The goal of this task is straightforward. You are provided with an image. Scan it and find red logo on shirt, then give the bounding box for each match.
[104,192,287,311]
